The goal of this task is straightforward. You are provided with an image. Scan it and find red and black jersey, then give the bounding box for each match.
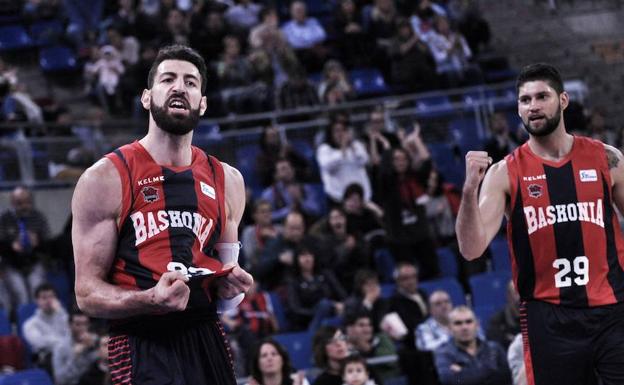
[506,136,624,307]
[104,141,227,301]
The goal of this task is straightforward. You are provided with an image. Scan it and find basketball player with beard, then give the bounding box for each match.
[71,45,253,385]
[456,63,624,385]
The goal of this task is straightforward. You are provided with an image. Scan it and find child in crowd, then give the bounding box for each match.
[341,355,377,385]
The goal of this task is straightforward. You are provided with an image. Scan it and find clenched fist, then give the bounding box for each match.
[150,271,190,313]
[464,151,493,192]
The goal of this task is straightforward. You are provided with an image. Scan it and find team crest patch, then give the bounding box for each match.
[528,184,542,198]
[141,186,160,203]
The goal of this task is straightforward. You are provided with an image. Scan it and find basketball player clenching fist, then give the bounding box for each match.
[457,63,624,385]
[72,45,253,385]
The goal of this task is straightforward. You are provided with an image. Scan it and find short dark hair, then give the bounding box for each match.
[147,44,208,95]
[341,354,369,377]
[344,309,371,327]
[250,339,294,380]
[35,283,57,298]
[516,63,564,95]
[353,269,378,297]
[343,183,364,201]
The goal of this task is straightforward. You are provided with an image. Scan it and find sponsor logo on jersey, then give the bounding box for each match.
[137,175,164,186]
[528,184,543,198]
[141,186,159,203]
[130,210,214,249]
[200,181,216,199]
[523,174,546,182]
[579,169,598,182]
[523,199,604,235]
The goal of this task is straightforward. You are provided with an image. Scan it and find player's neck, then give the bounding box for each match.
[528,126,573,162]
[140,130,193,167]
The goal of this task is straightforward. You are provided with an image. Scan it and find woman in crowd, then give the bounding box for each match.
[247,339,309,385]
[312,326,351,385]
[286,241,347,331]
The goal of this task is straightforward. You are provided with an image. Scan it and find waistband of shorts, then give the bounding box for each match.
[109,306,218,335]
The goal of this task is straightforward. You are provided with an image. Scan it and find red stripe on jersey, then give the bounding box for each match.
[507,136,624,306]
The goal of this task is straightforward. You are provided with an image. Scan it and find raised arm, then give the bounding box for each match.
[72,159,189,318]
[606,144,624,215]
[455,151,509,260]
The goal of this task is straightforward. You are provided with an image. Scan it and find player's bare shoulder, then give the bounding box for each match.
[220,161,246,219]
[484,159,511,194]
[603,143,624,186]
[72,157,122,220]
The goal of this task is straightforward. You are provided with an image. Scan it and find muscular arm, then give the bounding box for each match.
[72,159,164,318]
[606,144,624,215]
[456,159,509,260]
[217,163,254,299]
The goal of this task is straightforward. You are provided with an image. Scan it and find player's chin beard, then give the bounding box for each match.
[150,100,200,136]
[523,105,562,137]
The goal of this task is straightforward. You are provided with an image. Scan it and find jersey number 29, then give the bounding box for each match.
[553,256,589,288]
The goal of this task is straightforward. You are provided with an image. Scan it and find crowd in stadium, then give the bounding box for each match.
[0,1,623,385]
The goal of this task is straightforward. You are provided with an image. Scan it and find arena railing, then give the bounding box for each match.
[0,80,586,189]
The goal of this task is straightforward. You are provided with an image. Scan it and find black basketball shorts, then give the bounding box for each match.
[521,300,624,385]
[108,312,236,385]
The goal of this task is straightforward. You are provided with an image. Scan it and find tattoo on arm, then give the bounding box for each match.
[606,147,620,169]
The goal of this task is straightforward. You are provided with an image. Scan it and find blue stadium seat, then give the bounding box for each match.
[0,25,33,52]
[373,248,396,283]
[473,304,496,326]
[461,87,486,107]
[449,117,483,155]
[30,19,64,46]
[46,270,70,309]
[427,142,464,186]
[419,277,466,306]
[350,68,389,97]
[308,183,327,215]
[235,144,262,198]
[320,316,343,327]
[39,45,79,72]
[272,331,314,369]
[0,308,10,335]
[436,247,458,278]
[384,376,408,385]
[380,283,396,299]
[268,291,290,332]
[490,236,511,273]
[414,95,454,118]
[469,271,511,310]
[16,303,36,339]
[0,368,53,385]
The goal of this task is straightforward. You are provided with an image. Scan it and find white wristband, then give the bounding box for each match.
[217,293,245,313]
[214,242,241,265]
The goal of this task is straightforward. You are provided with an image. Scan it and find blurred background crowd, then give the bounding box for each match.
[0,0,623,385]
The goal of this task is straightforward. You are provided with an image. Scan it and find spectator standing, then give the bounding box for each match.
[317,119,371,205]
[434,306,512,385]
[483,112,521,164]
[332,0,371,68]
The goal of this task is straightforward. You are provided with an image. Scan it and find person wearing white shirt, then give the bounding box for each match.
[316,119,371,204]
[281,1,327,50]
[416,290,453,351]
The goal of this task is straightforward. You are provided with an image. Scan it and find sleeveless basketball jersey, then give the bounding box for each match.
[506,136,624,307]
[104,141,227,308]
